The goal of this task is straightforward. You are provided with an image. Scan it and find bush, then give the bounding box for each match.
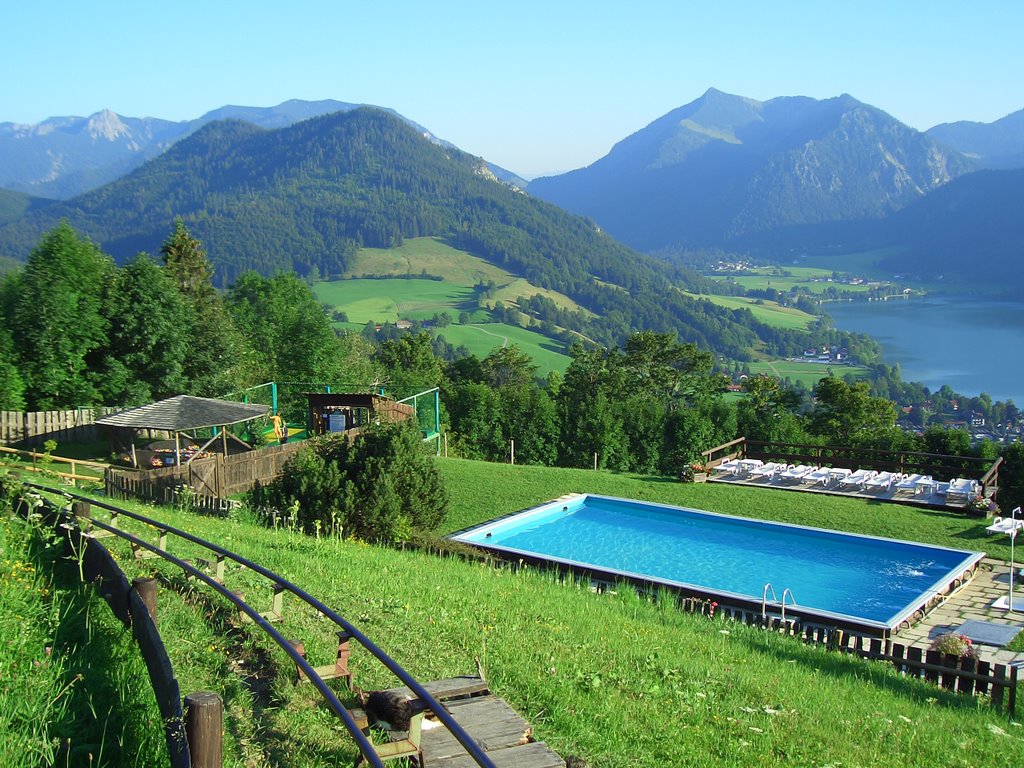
[247,423,448,544]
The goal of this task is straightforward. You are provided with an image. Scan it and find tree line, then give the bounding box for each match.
[3,221,1022,504]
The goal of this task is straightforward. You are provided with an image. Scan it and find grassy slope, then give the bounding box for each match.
[10,464,1022,767]
[315,237,575,373]
[684,291,816,330]
[746,360,868,389]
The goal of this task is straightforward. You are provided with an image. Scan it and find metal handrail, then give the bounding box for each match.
[26,482,497,768]
[781,588,797,624]
[761,583,777,619]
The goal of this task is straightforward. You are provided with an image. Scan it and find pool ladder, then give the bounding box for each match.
[761,583,798,625]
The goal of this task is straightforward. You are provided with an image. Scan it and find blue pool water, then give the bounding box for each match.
[451,495,983,629]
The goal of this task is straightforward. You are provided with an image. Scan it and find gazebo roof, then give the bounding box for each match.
[97,395,268,432]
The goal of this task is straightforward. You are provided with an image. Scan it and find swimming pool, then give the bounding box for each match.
[450,494,984,633]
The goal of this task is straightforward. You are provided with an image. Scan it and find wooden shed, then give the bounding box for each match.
[305,392,415,437]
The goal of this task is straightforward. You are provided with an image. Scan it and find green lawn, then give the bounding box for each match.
[10,461,1023,767]
[710,271,876,295]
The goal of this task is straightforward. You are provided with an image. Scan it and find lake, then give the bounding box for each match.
[826,296,1024,404]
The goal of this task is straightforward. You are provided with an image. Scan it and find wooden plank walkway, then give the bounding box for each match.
[379,676,565,768]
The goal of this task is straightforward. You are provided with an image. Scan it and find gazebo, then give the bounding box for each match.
[97,395,269,468]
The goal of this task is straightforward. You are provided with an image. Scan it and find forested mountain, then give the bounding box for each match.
[0,99,525,200]
[528,88,974,253]
[926,108,1024,170]
[874,168,1024,285]
[0,108,829,357]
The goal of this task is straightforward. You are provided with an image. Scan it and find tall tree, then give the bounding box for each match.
[0,325,26,410]
[95,254,190,405]
[227,271,343,385]
[374,333,443,394]
[160,221,252,396]
[808,377,900,448]
[11,222,112,408]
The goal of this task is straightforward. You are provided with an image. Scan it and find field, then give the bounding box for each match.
[345,237,588,315]
[709,265,878,295]
[6,460,1023,767]
[431,323,571,376]
[685,291,816,330]
[314,237,579,371]
[314,277,474,323]
[746,360,867,389]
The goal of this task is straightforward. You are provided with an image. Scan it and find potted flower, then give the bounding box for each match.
[966,495,998,519]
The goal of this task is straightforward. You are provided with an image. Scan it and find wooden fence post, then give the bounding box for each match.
[72,500,91,529]
[133,577,158,626]
[185,691,223,768]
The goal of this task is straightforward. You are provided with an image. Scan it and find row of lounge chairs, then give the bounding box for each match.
[711,459,980,502]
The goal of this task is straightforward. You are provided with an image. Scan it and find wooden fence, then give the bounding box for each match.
[678,598,1018,712]
[106,441,304,509]
[1,408,119,446]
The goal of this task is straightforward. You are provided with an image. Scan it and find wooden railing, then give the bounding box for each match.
[0,445,109,486]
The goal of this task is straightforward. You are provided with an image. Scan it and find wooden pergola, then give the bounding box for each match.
[97,395,269,469]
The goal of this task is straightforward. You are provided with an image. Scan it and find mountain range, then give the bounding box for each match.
[1,90,1022,298]
[0,99,525,200]
[528,88,989,252]
[0,108,818,358]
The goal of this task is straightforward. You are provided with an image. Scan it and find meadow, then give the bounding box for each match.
[709,266,877,296]
[5,459,1023,767]
[684,291,816,330]
[745,360,868,389]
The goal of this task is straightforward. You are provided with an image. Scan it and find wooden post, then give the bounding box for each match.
[593,452,598,471]
[72,500,91,528]
[185,691,223,768]
[510,438,515,465]
[133,577,158,625]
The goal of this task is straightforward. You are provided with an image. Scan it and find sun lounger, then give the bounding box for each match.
[839,469,875,490]
[805,467,833,485]
[828,467,852,483]
[735,459,764,475]
[780,464,814,482]
[713,459,743,475]
[986,516,1024,535]
[897,473,929,495]
[865,471,898,491]
[946,478,979,504]
[748,462,784,480]
[913,475,937,495]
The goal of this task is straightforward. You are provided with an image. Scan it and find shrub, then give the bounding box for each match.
[929,632,979,660]
[247,423,448,544]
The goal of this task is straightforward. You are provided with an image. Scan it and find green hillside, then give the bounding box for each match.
[7,461,1020,767]
[684,291,815,329]
[0,108,842,358]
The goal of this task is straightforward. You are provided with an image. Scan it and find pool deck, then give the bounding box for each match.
[707,472,1024,662]
[896,557,1024,666]
[707,470,973,511]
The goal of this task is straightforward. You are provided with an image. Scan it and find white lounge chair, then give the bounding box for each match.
[805,467,833,485]
[736,459,764,475]
[749,461,784,480]
[713,459,743,475]
[892,473,933,495]
[839,469,875,490]
[828,467,853,483]
[780,464,814,482]
[946,478,979,504]
[865,471,898,491]
[986,516,1024,535]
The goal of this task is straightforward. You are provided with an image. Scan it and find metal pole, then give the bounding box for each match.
[1010,507,1020,613]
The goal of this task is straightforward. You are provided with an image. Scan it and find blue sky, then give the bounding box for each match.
[4,1,1021,178]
